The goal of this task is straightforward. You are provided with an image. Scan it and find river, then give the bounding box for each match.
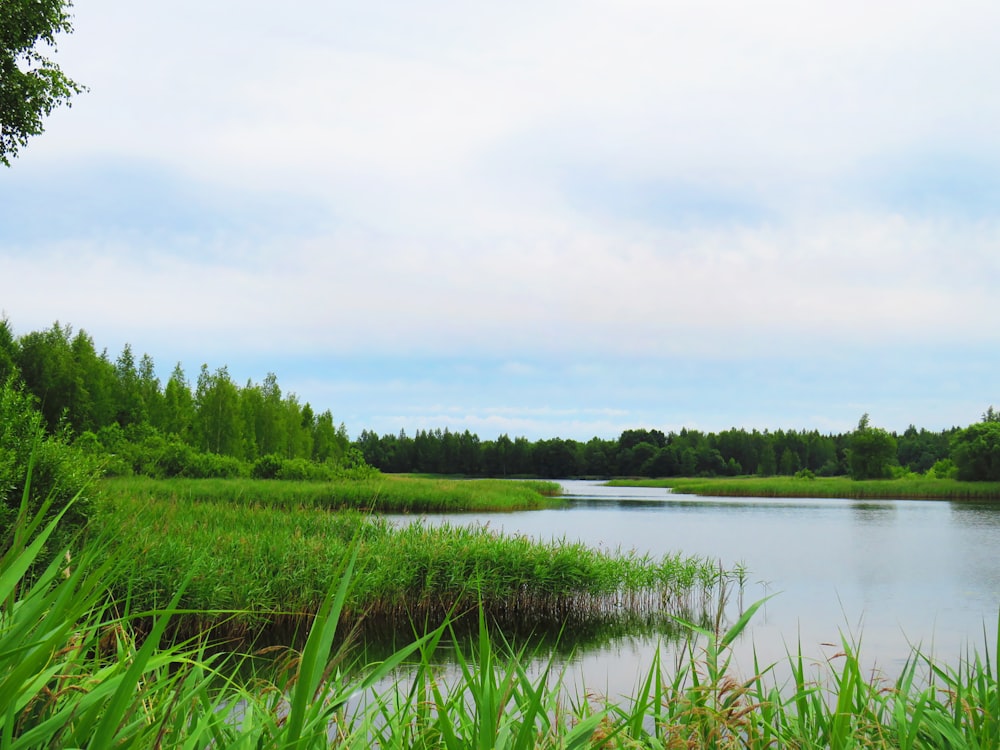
[380,479,1000,697]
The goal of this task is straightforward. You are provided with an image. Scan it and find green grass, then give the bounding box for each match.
[94,489,730,637]
[102,474,563,513]
[609,474,1000,499]
[6,482,1000,748]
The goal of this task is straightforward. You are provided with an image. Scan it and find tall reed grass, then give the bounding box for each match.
[7,479,1000,748]
[102,474,563,513]
[613,475,1000,500]
[95,491,730,637]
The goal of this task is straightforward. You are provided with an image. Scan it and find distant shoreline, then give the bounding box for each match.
[606,475,1000,500]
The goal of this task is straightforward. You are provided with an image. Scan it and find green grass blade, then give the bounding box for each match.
[720,595,771,649]
[284,544,358,746]
[85,584,190,749]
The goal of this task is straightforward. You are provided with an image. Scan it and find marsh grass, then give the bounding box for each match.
[612,475,1000,500]
[102,474,563,514]
[6,478,1000,748]
[95,490,731,638]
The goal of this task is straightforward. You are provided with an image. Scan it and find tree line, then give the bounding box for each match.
[356,420,959,480]
[3,317,1000,482]
[0,320,363,479]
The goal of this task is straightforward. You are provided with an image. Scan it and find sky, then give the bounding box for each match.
[2,0,1000,441]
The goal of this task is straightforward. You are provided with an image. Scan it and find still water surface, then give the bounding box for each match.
[384,480,1000,695]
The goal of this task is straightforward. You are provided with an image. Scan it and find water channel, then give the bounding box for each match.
[381,479,1000,697]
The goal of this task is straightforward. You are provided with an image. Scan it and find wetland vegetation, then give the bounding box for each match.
[5,488,1000,748]
[5,318,1000,487]
[610,474,1000,500]
[96,481,729,636]
[101,475,562,514]
[6,316,1000,746]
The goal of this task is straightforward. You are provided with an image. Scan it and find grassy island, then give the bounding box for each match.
[95,476,729,637]
[101,474,563,514]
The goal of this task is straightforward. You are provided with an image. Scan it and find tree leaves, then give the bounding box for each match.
[848,413,897,480]
[0,0,84,165]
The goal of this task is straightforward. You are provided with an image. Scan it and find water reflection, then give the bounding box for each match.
[950,500,1000,528]
[378,480,1000,692]
[356,608,704,667]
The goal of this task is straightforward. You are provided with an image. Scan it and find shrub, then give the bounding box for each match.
[0,377,98,555]
[186,451,248,479]
[251,453,283,479]
[277,457,327,481]
[928,458,958,479]
[889,465,920,480]
[952,422,1000,481]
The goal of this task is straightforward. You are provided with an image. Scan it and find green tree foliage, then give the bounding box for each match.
[848,414,897,480]
[0,0,85,165]
[715,428,758,474]
[779,447,801,475]
[15,323,123,435]
[756,442,777,477]
[162,363,195,439]
[533,438,581,478]
[0,377,97,552]
[113,343,147,427]
[356,429,392,470]
[15,321,76,430]
[194,365,243,456]
[803,430,840,475]
[312,410,348,464]
[582,436,611,476]
[137,352,163,428]
[356,425,847,479]
[0,318,17,383]
[618,441,656,475]
[282,391,311,459]
[643,446,679,477]
[68,328,116,431]
[6,319,369,480]
[897,425,953,474]
[618,428,667,451]
[951,419,1000,481]
[258,372,287,456]
[12,317,996,485]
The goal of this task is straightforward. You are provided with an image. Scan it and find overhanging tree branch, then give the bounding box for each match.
[0,0,85,166]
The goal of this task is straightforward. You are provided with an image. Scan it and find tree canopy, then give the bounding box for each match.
[952,419,1000,481]
[2,319,361,480]
[0,0,84,165]
[848,413,897,480]
[10,318,1000,483]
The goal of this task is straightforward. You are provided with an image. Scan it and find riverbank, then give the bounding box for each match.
[608,475,1000,499]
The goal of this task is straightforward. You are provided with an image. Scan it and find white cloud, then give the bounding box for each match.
[41,0,1000,199]
[4,0,1000,437]
[4,211,997,365]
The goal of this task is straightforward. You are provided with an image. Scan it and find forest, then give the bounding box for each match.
[1,318,997,482]
[357,421,952,480]
[0,319,363,481]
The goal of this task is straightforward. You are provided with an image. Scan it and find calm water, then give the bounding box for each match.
[383,480,1000,695]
